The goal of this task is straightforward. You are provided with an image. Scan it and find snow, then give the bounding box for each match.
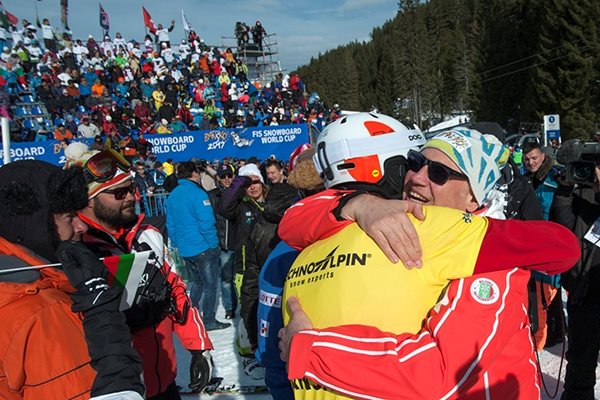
[175,299,600,399]
[177,307,271,400]
[426,115,470,133]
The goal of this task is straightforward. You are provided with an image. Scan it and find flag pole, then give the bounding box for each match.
[34,0,40,27]
[0,258,107,275]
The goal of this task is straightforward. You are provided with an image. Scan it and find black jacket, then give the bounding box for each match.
[502,160,543,221]
[241,182,298,349]
[551,187,600,304]
[208,184,235,251]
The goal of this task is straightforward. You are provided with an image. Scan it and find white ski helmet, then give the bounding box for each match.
[313,112,425,195]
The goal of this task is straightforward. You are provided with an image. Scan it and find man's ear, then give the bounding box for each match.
[465,194,479,214]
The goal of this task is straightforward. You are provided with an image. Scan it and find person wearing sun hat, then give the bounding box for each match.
[66,149,217,397]
[276,123,578,399]
[419,128,511,208]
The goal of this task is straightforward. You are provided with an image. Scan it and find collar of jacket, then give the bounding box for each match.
[78,211,145,252]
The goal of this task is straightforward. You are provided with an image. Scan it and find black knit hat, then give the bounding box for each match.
[0,160,88,262]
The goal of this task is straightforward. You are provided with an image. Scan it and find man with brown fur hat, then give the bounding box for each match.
[0,160,144,400]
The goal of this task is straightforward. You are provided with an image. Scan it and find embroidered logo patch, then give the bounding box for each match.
[470,278,500,305]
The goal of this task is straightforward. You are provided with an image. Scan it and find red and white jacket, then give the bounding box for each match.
[79,213,213,397]
[279,189,579,399]
[288,267,539,399]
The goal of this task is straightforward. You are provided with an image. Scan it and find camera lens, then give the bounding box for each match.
[572,161,595,183]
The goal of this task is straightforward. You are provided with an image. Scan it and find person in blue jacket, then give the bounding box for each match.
[166,160,230,331]
[256,242,298,400]
[255,145,322,399]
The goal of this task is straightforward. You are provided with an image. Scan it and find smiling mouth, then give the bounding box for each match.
[408,191,429,204]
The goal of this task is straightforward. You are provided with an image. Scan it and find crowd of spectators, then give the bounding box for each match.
[0,17,340,144]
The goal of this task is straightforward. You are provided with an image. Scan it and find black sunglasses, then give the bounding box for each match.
[220,173,233,179]
[407,150,468,186]
[102,183,137,200]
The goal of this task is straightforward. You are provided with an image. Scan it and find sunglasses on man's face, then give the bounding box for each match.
[406,150,468,186]
[220,174,233,179]
[102,183,137,200]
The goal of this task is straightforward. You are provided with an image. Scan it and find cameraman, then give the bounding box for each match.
[550,165,600,400]
[191,157,218,191]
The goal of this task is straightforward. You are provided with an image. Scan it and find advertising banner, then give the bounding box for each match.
[0,124,310,166]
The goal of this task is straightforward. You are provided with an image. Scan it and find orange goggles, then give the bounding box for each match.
[83,149,131,184]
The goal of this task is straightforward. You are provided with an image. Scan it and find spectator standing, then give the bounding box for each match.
[41,18,57,53]
[218,163,269,379]
[166,161,230,331]
[523,141,565,349]
[0,160,145,400]
[208,163,238,319]
[71,150,215,399]
[133,162,156,195]
[163,158,175,175]
[155,20,176,49]
[264,158,286,185]
[251,21,267,51]
[552,166,600,400]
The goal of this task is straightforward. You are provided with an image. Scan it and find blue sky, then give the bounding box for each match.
[5,0,398,72]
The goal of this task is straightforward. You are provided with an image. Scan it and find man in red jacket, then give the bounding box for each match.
[70,150,214,399]
[278,117,579,399]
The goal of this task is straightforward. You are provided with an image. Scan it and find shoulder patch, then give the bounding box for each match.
[470,278,500,305]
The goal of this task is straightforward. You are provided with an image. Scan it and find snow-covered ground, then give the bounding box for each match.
[177,307,271,400]
[175,302,599,399]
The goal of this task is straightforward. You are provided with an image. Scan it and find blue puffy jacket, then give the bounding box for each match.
[256,241,297,400]
[165,179,218,257]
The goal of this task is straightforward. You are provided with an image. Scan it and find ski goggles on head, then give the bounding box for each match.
[82,149,131,184]
[406,149,468,186]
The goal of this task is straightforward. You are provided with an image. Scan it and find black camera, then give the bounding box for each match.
[556,139,600,184]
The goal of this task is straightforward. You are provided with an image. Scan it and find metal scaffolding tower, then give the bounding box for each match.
[221,33,283,85]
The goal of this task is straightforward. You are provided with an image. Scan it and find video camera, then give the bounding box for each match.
[556,139,600,184]
[192,158,208,172]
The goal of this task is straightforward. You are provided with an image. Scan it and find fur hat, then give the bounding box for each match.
[287,147,323,191]
[0,160,88,262]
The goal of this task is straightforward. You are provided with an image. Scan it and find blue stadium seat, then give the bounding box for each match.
[14,107,28,116]
[77,105,87,114]
[21,95,35,103]
[23,119,35,129]
[31,106,44,115]
[54,117,64,126]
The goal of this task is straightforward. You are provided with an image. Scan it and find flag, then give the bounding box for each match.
[103,251,152,311]
[181,9,192,34]
[60,0,69,31]
[5,10,17,26]
[0,1,9,29]
[0,1,18,27]
[142,6,156,34]
[99,3,109,33]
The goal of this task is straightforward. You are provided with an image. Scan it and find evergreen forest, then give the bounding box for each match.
[296,0,600,140]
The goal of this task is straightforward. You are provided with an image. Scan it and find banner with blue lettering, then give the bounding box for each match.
[0,124,311,166]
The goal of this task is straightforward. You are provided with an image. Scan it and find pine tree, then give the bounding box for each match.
[530,0,600,139]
